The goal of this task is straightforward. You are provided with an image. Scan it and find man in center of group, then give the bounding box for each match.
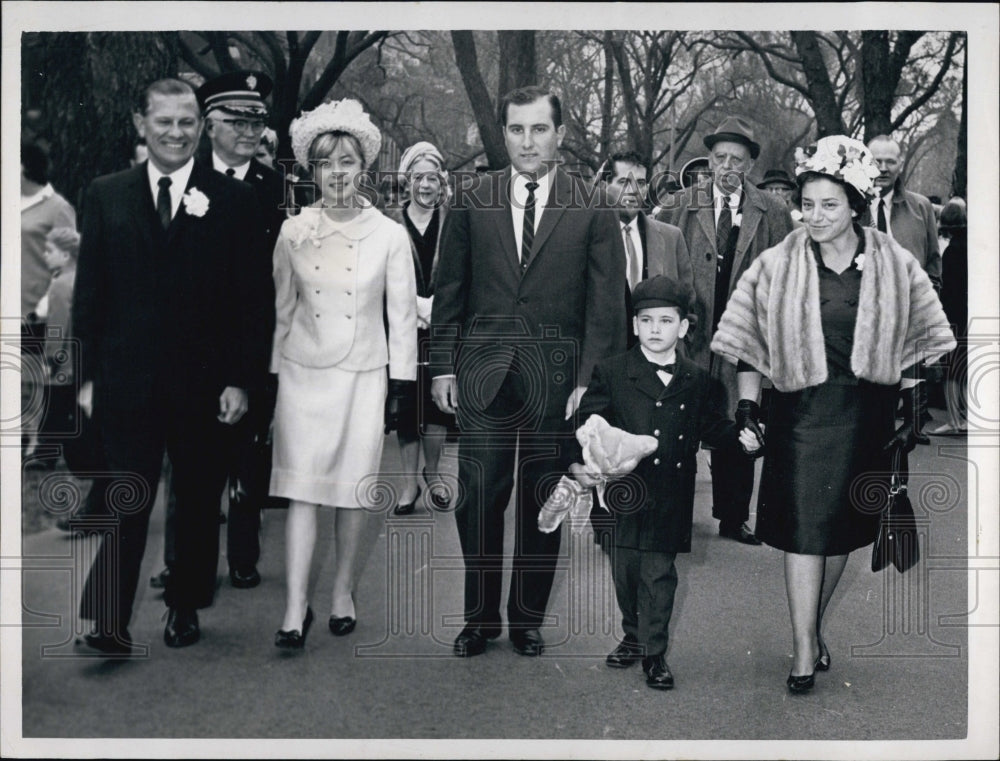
[659,116,792,546]
[431,86,626,658]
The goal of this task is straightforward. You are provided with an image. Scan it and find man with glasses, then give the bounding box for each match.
[658,117,792,546]
[193,70,286,590]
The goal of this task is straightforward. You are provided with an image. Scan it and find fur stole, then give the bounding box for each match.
[710,226,956,391]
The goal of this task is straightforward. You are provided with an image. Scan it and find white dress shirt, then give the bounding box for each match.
[713,184,742,227]
[871,189,894,238]
[213,152,251,180]
[511,169,553,259]
[146,158,195,221]
[640,346,677,386]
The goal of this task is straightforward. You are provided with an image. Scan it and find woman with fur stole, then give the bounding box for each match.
[711,135,955,694]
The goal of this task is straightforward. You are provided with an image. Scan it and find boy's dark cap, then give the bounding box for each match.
[632,275,691,313]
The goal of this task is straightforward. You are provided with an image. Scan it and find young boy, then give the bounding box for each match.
[569,275,761,690]
[33,227,81,469]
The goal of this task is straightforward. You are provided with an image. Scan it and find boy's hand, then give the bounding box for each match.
[739,426,765,457]
[569,462,601,488]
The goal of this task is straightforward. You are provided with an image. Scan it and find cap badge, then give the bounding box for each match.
[246,74,257,90]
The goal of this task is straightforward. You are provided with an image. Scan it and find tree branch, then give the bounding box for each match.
[890,32,959,131]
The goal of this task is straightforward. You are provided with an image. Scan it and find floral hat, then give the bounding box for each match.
[794,135,881,200]
[289,99,382,168]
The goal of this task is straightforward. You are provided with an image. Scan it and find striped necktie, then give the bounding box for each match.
[520,181,539,271]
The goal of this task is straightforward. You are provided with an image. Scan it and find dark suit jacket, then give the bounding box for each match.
[658,179,792,411]
[240,158,287,254]
[574,347,736,552]
[430,167,627,420]
[73,160,269,414]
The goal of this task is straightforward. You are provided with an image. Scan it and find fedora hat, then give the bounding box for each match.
[756,169,796,190]
[703,116,760,160]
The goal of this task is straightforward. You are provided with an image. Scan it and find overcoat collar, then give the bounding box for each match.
[625,344,697,401]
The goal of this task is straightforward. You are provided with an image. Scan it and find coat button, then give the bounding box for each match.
[346,290,352,295]
[346,315,352,319]
[315,313,320,318]
[653,458,660,465]
[676,462,682,469]
[315,266,320,270]
[653,429,660,436]
[655,401,662,407]
[678,434,684,440]
[315,289,320,294]
[346,267,352,271]
[679,403,685,410]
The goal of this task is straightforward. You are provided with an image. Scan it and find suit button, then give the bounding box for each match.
[653,429,660,436]
[655,401,662,407]
[676,462,682,469]
[706,252,712,261]
[679,403,685,410]
[653,458,660,465]
[678,434,684,440]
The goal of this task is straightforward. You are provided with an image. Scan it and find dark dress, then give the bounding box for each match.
[754,233,897,556]
[397,205,456,441]
[938,230,968,379]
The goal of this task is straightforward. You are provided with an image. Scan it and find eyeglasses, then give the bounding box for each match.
[217,118,267,135]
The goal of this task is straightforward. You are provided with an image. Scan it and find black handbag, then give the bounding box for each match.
[871,449,920,573]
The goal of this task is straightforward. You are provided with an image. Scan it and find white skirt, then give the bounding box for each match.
[270,359,387,507]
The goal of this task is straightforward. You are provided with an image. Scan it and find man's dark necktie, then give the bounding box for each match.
[226,168,236,177]
[877,199,887,233]
[716,194,732,260]
[650,361,675,374]
[520,181,539,271]
[157,176,172,230]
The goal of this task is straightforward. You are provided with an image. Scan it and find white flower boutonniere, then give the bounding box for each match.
[854,253,866,271]
[182,187,210,217]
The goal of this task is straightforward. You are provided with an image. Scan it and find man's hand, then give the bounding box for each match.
[569,462,601,488]
[218,386,249,425]
[431,376,459,415]
[564,386,587,420]
[78,381,94,419]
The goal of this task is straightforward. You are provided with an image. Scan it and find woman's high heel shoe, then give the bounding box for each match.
[328,614,356,636]
[275,606,314,649]
[393,487,421,516]
[423,467,451,510]
[787,671,816,694]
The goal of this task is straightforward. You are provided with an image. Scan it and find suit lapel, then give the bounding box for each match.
[492,169,521,278]
[694,181,719,255]
[528,168,568,261]
[732,184,766,282]
[657,358,697,401]
[166,161,212,246]
[641,212,665,277]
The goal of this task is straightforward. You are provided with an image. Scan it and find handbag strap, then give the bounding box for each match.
[890,447,904,495]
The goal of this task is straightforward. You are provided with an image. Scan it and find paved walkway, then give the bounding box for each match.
[12,427,975,756]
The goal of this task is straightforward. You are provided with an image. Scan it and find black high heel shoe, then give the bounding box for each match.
[328,614,356,636]
[787,670,816,694]
[393,487,421,516]
[423,467,451,510]
[275,607,314,649]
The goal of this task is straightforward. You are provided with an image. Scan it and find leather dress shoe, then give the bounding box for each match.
[642,655,675,689]
[82,628,134,656]
[719,522,762,545]
[423,467,451,510]
[606,638,643,668]
[914,431,931,445]
[163,607,200,648]
[328,614,356,636]
[453,624,500,657]
[229,566,261,589]
[149,567,171,589]
[787,670,816,694]
[510,628,544,657]
[275,607,314,649]
[393,486,421,516]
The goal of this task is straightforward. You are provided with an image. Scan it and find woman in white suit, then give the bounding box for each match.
[270,100,417,648]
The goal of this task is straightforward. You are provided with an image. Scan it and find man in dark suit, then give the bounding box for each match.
[659,116,792,546]
[599,150,694,348]
[198,70,285,589]
[73,78,269,654]
[430,86,626,658]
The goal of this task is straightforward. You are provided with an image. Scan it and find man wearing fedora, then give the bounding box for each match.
[757,169,803,227]
[658,116,792,545]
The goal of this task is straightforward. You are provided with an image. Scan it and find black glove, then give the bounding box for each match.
[735,398,766,456]
[884,386,919,454]
[384,379,416,434]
